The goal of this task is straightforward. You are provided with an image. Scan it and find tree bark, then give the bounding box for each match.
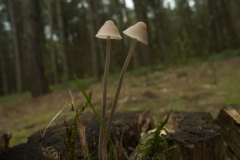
[121,0,137,69]
[132,0,150,67]
[228,0,240,44]
[23,0,50,97]
[219,0,237,48]
[8,0,22,92]
[166,127,225,160]
[216,105,240,159]
[165,111,226,160]
[0,50,8,95]
[93,0,105,72]
[86,0,99,78]
[47,0,59,84]
[208,0,223,52]
[56,0,70,81]
[26,110,155,159]
[150,0,168,61]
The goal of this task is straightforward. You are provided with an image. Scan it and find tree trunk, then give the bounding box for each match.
[86,0,99,78]
[93,0,105,72]
[56,0,70,81]
[21,0,30,92]
[47,0,59,84]
[8,0,22,92]
[208,0,223,52]
[0,50,9,95]
[219,0,237,48]
[132,0,150,67]
[229,0,240,44]
[23,0,50,97]
[150,0,168,61]
[122,0,131,27]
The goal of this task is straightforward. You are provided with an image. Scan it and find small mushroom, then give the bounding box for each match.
[103,22,148,157]
[123,21,148,45]
[96,20,122,40]
[96,20,121,160]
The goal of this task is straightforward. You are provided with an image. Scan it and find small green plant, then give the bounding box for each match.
[40,91,92,160]
[64,92,92,160]
[135,110,172,160]
[74,75,118,160]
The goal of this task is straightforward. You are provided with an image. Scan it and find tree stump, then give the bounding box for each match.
[166,126,225,160]
[165,111,225,160]
[216,105,240,159]
[132,111,226,160]
[170,111,214,131]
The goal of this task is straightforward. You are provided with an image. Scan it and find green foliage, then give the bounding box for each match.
[50,77,97,92]
[63,93,91,160]
[0,92,30,103]
[135,111,172,160]
[212,49,240,61]
[129,64,165,77]
[135,123,169,159]
[74,75,118,160]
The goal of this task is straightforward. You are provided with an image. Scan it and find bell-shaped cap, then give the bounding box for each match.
[123,22,148,45]
[96,20,122,40]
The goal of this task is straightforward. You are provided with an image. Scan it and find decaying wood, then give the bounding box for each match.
[133,111,225,160]
[167,111,226,160]
[86,110,155,159]
[216,105,240,159]
[0,131,12,150]
[4,108,240,160]
[225,146,238,160]
[170,111,214,131]
[166,126,225,160]
[27,110,155,159]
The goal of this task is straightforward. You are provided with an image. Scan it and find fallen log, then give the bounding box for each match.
[0,110,155,160]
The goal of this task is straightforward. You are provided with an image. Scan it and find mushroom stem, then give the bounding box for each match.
[102,38,137,159]
[98,36,111,160]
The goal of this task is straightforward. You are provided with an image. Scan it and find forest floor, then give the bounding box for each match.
[0,54,240,147]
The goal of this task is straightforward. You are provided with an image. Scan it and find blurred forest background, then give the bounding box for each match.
[0,0,240,97]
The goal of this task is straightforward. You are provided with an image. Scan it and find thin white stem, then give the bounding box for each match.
[102,39,137,159]
[98,36,111,160]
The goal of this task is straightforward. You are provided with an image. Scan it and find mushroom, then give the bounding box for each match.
[103,22,148,158]
[95,20,121,160]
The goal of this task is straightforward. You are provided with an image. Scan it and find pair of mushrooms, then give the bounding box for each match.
[96,20,148,160]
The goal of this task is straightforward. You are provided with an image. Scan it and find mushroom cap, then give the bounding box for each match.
[123,22,148,45]
[96,20,122,40]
